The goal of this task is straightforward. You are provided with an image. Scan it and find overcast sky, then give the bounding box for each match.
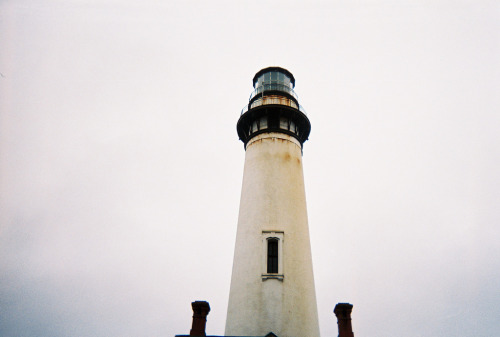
[1,1,499,336]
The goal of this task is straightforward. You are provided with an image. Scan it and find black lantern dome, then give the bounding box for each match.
[237,67,311,148]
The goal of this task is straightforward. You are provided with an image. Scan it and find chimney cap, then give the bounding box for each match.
[191,301,211,312]
[334,303,353,316]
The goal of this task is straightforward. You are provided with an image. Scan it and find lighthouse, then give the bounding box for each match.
[225,67,320,337]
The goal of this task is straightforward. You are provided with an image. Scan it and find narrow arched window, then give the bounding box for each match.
[267,238,279,274]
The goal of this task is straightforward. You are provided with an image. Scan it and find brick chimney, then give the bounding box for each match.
[189,301,211,336]
[334,303,354,337]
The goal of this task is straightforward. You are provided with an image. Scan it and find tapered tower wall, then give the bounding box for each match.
[225,133,320,337]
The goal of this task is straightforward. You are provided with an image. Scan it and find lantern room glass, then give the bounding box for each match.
[254,71,293,89]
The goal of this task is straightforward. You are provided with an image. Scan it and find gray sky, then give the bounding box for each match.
[1,1,499,336]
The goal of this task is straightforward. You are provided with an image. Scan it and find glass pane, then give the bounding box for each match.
[260,116,268,129]
[280,117,288,129]
[267,239,278,273]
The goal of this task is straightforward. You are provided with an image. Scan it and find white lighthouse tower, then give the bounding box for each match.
[225,67,320,337]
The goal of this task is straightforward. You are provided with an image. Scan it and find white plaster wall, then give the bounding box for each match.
[225,132,320,337]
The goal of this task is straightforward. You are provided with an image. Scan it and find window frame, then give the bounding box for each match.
[262,231,284,281]
[267,238,279,273]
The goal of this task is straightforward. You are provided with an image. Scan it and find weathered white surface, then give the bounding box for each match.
[225,132,320,337]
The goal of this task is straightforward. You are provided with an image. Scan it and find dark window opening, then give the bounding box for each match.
[267,239,279,273]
